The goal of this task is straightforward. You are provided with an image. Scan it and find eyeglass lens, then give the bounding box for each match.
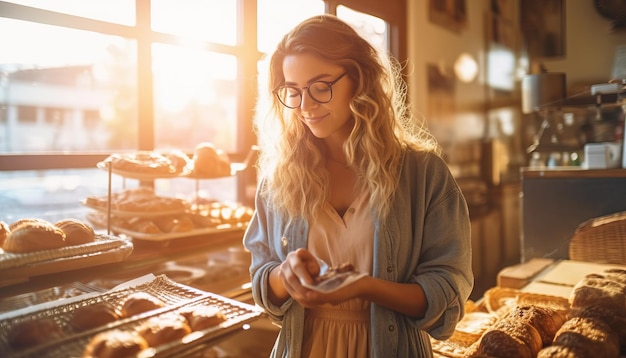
[277,81,333,108]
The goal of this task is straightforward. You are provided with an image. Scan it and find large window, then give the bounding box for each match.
[0,0,404,222]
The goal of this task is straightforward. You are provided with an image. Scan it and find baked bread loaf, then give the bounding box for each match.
[55,218,95,246]
[569,275,626,315]
[137,313,191,346]
[471,318,543,358]
[180,305,227,331]
[3,220,66,253]
[8,318,63,349]
[507,304,567,346]
[82,329,148,358]
[537,344,591,357]
[70,302,119,332]
[119,292,165,318]
[551,317,620,358]
[191,142,231,177]
[568,304,626,351]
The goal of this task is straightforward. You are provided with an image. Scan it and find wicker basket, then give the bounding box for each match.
[569,211,626,265]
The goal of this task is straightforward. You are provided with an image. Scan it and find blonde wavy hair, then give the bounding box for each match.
[255,14,439,222]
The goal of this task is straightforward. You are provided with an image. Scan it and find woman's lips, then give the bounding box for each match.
[301,113,329,124]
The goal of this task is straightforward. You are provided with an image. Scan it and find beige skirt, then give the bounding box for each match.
[301,305,370,358]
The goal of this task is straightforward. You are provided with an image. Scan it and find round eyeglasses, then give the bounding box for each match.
[274,72,347,109]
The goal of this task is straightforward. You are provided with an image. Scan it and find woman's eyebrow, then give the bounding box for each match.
[284,73,333,86]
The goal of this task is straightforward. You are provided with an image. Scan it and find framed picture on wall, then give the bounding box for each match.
[428,0,468,33]
[521,0,565,58]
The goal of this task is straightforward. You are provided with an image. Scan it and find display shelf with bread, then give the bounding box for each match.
[0,274,263,358]
[430,264,626,358]
[0,218,133,288]
[97,143,257,180]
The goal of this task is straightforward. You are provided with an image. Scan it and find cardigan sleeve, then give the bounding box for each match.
[405,152,474,340]
[242,181,295,322]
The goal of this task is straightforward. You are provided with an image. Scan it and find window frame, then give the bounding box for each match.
[0,0,406,204]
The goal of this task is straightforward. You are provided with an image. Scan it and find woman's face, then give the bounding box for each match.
[281,53,354,141]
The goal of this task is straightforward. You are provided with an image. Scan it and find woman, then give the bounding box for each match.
[244,14,473,357]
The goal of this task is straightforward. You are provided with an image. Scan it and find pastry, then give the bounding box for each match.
[8,218,48,231]
[3,220,66,253]
[506,304,567,346]
[569,276,626,315]
[119,292,165,317]
[82,329,148,358]
[552,317,620,358]
[180,305,227,331]
[164,150,191,174]
[70,302,119,332]
[191,142,231,177]
[537,344,590,358]
[137,313,191,346]
[0,221,9,247]
[108,152,176,175]
[568,304,626,350]
[55,218,95,246]
[315,262,355,284]
[472,318,543,358]
[8,318,63,349]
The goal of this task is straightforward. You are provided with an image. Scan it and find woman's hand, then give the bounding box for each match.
[274,248,367,307]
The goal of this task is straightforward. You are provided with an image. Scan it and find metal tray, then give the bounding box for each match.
[0,275,263,358]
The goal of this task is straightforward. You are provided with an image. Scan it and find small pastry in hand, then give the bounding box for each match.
[137,313,191,346]
[3,220,66,253]
[119,292,165,318]
[70,302,119,332]
[55,218,96,246]
[8,318,63,349]
[180,305,227,331]
[82,329,148,358]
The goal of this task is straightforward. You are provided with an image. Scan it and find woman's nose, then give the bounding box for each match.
[300,91,318,110]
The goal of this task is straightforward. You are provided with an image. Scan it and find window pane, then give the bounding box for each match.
[0,18,138,153]
[152,44,237,153]
[337,5,389,51]
[4,0,135,25]
[256,0,325,53]
[0,168,138,223]
[151,0,237,45]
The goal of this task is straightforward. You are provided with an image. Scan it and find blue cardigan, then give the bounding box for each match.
[243,149,474,357]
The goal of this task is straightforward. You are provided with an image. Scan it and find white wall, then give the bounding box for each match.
[541,0,626,91]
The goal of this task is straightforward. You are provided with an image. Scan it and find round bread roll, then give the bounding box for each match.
[82,329,148,358]
[0,221,9,247]
[55,218,95,246]
[70,302,119,332]
[180,305,227,331]
[191,142,231,177]
[553,317,620,358]
[137,313,191,346]
[569,277,626,315]
[8,318,63,350]
[3,220,66,253]
[119,292,165,318]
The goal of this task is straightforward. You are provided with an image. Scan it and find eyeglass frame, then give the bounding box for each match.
[273,72,348,109]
